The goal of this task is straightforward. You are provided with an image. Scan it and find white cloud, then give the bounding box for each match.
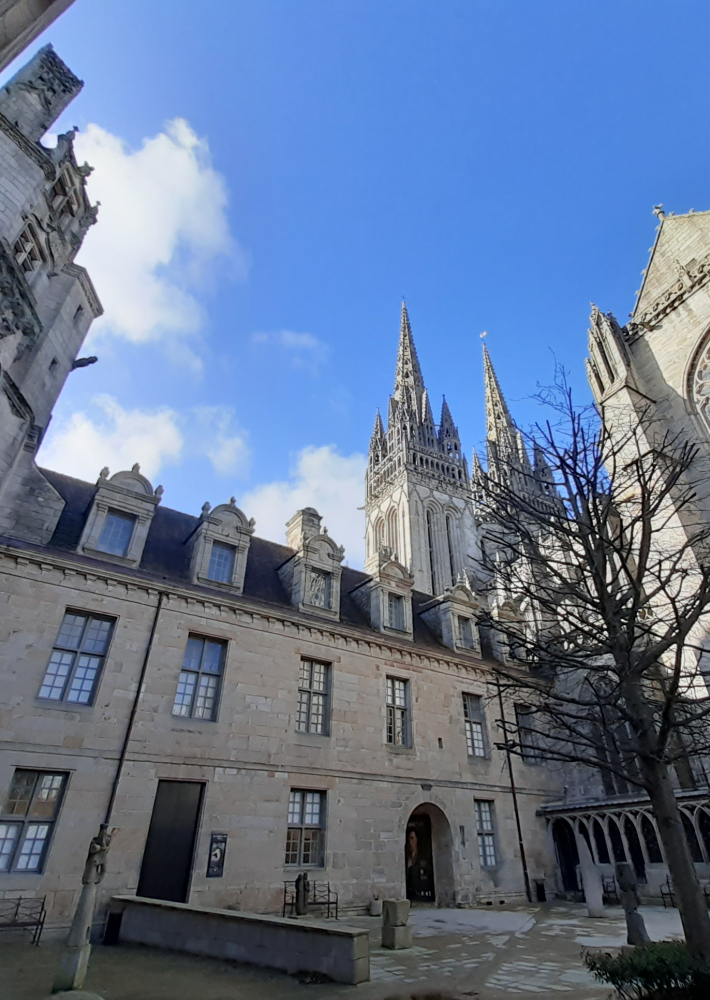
[73,118,245,357]
[39,395,184,483]
[251,330,329,373]
[241,445,367,565]
[191,406,250,477]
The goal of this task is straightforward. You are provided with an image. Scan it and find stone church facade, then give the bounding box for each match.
[0,47,708,936]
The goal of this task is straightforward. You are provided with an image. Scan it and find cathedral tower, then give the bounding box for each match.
[365,303,479,595]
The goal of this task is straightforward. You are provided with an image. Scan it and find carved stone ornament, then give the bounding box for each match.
[0,240,41,344]
[628,248,710,337]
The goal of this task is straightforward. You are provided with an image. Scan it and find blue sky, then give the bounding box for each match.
[7,0,710,564]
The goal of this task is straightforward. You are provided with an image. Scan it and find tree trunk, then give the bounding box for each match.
[643,759,710,961]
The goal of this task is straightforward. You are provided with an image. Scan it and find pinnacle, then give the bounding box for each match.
[393,300,426,413]
[482,343,515,444]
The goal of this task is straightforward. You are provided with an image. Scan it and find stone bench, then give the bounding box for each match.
[106,895,369,984]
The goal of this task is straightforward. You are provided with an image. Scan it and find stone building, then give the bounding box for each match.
[1,46,709,938]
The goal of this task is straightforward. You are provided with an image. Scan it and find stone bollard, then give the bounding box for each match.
[381,898,412,949]
[369,895,383,917]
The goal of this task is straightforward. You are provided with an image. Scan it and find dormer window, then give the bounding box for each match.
[388,592,405,631]
[278,508,344,622]
[189,500,255,593]
[207,541,236,584]
[51,167,81,218]
[14,221,46,273]
[309,569,332,609]
[78,465,162,568]
[96,510,136,557]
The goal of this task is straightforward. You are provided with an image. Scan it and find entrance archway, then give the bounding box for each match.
[552,818,579,893]
[405,803,455,906]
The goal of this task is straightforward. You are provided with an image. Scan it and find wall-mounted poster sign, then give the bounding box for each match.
[206,832,227,878]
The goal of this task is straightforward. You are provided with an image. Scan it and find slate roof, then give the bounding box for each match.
[36,469,445,652]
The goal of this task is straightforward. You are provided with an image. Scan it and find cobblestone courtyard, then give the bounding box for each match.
[1,902,685,1000]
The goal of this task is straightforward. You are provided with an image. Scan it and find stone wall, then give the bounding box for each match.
[0,541,556,930]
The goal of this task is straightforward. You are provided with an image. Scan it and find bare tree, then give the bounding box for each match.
[476,375,710,961]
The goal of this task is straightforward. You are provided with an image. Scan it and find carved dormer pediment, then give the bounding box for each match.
[351,546,415,638]
[420,571,484,653]
[189,498,255,593]
[278,508,344,621]
[77,463,162,567]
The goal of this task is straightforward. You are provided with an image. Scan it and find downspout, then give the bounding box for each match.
[103,590,165,826]
[496,675,533,902]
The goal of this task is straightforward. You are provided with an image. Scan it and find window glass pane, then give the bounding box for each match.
[182,637,204,671]
[388,593,404,630]
[299,661,312,687]
[297,690,310,732]
[194,674,219,720]
[207,542,235,583]
[466,720,485,756]
[56,613,86,649]
[202,641,224,674]
[66,655,101,704]
[97,511,136,556]
[476,800,494,831]
[172,672,197,716]
[285,828,301,865]
[38,650,74,700]
[302,829,322,865]
[479,833,496,867]
[15,824,49,871]
[29,775,64,818]
[82,618,112,654]
[0,823,20,871]
[392,679,406,707]
[311,662,326,693]
[310,693,325,734]
[4,771,37,816]
[288,790,302,825]
[304,792,321,826]
[459,617,474,648]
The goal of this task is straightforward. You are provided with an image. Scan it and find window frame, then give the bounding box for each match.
[0,769,68,874]
[475,799,498,868]
[386,675,410,747]
[515,705,543,764]
[172,634,227,722]
[463,693,487,758]
[95,508,137,557]
[387,592,406,631]
[296,659,331,736]
[13,221,47,273]
[37,610,116,706]
[284,789,326,868]
[206,540,237,584]
[457,615,476,650]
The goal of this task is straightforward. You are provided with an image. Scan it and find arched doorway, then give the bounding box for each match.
[552,818,579,892]
[405,804,455,905]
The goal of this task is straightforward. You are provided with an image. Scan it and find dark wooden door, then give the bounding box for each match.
[405,813,435,902]
[137,780,203,902]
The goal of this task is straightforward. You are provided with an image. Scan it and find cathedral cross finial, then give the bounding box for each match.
[652,204,665,219]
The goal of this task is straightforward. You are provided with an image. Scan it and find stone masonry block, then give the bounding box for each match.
[382,898,409,926]
[382,924,412,949]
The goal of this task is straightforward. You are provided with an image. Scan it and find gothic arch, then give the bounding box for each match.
[387,507,399,559]
[686,327,710,433]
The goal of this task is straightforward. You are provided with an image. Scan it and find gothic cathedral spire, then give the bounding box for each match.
[366,303,476,595]
[394,301,426,417]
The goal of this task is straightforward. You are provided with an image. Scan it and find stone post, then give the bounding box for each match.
[381,898,412,949]
[616,862,650,946]
[578,836,605,918]
[295,871,310,916]
[53,825,112,993]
